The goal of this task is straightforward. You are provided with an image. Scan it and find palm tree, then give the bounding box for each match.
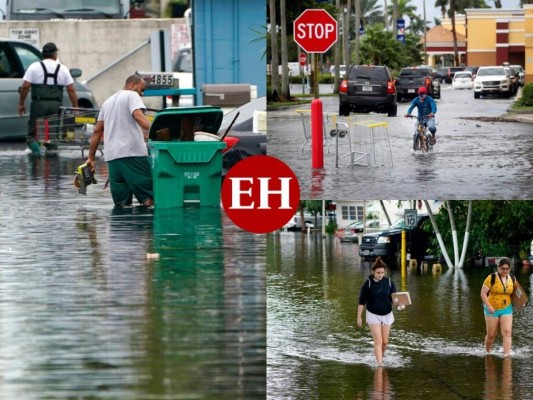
[359,0,385,30]
[280,0,289,100]
[387,0,417,27]
[409,15,428,35]
[359,23,404,68]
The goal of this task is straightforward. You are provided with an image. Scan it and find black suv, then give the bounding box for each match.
[339,65,397,117]
[359,215,433,264]
[394,67,441,102]
[436,66,465,84]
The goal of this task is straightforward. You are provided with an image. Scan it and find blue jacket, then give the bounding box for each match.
[407,95,437,117]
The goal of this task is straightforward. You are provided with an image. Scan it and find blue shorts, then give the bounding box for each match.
[484,303,512,317]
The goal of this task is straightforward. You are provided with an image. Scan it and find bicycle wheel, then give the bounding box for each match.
[413,135,421,151]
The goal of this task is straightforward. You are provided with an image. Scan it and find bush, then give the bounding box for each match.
[519,82,533,107]
[325,219,337,234]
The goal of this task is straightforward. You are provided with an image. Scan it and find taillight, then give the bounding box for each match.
[425,77,431,88]
[386,81,395,94]
[340,80,348,93]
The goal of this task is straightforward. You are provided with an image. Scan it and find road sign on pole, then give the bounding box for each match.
[299,52,307,67]
[293,9,338,53]
[404,209,417,229]
[293,9,337,170]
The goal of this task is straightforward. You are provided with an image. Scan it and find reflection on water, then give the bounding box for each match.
[371,367,392,400]
[485,356,513,400]
[0,148,265,399]
[267,233,533,399]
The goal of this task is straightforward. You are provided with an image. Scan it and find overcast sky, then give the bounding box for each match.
[408,0,522,27]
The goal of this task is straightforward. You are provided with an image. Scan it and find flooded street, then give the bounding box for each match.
[0,143,265,399]
[268,87,533,199]
[267,233,533,399]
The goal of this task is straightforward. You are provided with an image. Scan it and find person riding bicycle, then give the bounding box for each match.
[404,86,437,147]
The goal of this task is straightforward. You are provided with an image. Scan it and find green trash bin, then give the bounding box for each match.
[148,106,227,208]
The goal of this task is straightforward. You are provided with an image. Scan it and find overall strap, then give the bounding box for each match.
[40,61,61,85]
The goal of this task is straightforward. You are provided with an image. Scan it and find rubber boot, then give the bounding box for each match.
[26,137,41,155]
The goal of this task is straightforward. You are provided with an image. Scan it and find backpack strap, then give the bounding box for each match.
[489,272,516,296]
[488,272,496,296]
[367,276,392,290]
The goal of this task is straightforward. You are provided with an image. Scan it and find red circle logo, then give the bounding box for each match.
[221,155,300,234]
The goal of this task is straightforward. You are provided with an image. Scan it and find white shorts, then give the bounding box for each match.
[366,310,395,326]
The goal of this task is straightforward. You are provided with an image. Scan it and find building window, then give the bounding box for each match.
[341,205,363,221]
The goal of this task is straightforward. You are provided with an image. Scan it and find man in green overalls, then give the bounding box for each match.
[18,42,78,154]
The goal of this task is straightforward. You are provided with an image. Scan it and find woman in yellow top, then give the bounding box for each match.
[480,257,514,357]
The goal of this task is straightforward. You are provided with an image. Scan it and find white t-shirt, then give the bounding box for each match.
[98,89,148,162]
[22,59,74,86]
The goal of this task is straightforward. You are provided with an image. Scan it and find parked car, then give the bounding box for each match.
[359,215,433,264]
[436,66,465,84]
[337,219,381,242]
[338,65,397,117]
[286,221,314,232]
[510,64,525,86]
[473,66,511,98]
[330,64,346,77]
[218,96,267,177]
[464,66,479,79]
[503,66,519,96]
[452,71,474,90]
[394,66,440,102]
[0,39,97,141]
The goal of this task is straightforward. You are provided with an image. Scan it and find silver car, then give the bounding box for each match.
[510,65,525,86]
[0,39,97,140]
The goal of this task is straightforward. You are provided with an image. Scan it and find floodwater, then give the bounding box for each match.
[267,233,533,400]
[268,87,533,199]
[0,143,265,399]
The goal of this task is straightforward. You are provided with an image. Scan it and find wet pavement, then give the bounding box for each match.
[0,143,265,399]
[267,233,533,400]
[268,86,533,200]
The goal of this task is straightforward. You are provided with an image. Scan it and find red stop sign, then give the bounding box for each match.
[299,52,307,66]
[293,9,338,53]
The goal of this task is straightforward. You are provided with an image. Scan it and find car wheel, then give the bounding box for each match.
[474,92,480,99]
[397,94,402,103]
[387,103,397,117]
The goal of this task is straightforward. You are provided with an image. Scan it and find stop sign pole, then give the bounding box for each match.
[293,9,338,169]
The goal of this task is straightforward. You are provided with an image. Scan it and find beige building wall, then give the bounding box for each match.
[0,18,183,107]
[467,18,496,65]
[526,5,533,84]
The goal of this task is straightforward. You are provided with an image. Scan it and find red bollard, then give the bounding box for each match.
[311,99,323,169]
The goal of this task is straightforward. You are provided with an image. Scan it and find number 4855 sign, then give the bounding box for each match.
[404,209,417,229]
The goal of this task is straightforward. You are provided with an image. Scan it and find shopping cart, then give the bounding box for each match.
[35,107,101,157]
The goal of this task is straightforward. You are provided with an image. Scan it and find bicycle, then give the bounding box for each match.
[405,115,434,153]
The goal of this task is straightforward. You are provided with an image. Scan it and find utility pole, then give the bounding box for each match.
[423,0,428,64]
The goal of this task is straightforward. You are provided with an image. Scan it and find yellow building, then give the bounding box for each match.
[424,5,532,84]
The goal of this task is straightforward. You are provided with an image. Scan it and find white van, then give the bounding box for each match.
[330,65,346,77]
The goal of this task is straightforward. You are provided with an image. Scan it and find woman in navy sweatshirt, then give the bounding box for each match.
[357,257,397,366]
